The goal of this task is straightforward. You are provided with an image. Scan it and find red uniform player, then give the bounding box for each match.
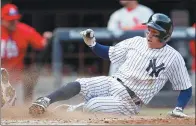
[1,3,52,104]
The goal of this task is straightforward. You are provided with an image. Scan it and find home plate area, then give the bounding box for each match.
[1,106,195,125]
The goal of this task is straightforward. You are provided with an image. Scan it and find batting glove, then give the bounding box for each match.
[168,107,189,118]
[80,29,96,47]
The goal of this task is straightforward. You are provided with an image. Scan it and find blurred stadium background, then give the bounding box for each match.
[2,0,195,108]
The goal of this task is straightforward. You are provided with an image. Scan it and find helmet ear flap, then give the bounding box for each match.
[160,34,171,43]
[162,26,173,43]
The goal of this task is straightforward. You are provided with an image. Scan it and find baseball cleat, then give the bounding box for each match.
[29,97,50,116]
[168,107,189,118]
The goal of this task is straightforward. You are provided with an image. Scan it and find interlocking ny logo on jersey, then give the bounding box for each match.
[146,59,165,77]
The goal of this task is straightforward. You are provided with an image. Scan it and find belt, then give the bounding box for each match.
[116,78,141,106]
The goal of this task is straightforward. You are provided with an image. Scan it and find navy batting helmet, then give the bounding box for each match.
[143,13,173,43]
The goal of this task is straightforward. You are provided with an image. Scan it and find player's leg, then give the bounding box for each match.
[29,81,81,115]
[82,78,141,116]
[53,76,112,112]
[29,76,110,115]
[76,76,111,101]
[56,77,141,115]
[83,96,138,116]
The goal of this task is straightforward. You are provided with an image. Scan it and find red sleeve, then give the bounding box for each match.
[18,23,45,50]
[28,27,45,50]
[189,40,195,57]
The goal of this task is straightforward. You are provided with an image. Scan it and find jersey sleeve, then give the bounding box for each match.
[168,54,192,90]
[109,37,139,64]
[109,39,128,64]
[27,27,45,50]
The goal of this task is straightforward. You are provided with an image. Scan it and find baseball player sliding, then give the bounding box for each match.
[29,13,192,118]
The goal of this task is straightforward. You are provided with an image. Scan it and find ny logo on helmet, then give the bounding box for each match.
[146,59,165,77]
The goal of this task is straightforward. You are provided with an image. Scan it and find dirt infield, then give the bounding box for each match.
[1,105,195,125]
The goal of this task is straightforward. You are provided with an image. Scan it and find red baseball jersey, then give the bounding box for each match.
[1,22,45,83]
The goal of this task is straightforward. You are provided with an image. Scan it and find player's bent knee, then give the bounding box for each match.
[83,98,99,112]
[75,78,89,84]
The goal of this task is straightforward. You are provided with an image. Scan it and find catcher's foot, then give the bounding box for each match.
[29,97,50,116]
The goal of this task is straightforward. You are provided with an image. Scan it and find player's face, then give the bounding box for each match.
[146,27,162,48]
[119,0,135,6]
[2,19,19,31]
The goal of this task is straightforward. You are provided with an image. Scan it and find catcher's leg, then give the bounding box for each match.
[1,68,17,107]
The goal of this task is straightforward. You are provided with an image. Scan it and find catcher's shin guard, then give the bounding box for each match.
[29,97,50,116]
[1,68,17,108]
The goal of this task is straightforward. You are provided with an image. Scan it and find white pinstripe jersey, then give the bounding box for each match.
[109,36,192,104]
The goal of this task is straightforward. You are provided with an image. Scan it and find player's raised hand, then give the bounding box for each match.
[168,107,189,118]
[80,29,96,47]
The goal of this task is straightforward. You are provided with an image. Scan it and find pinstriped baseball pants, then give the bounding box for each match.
[76,76,141,116]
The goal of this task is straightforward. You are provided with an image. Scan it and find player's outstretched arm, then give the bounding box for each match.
[168,87,192,118]
[80,29,110,60]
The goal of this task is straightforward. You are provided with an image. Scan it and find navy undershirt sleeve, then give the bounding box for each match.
[176,87,192,109]
[90,42,110,60]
